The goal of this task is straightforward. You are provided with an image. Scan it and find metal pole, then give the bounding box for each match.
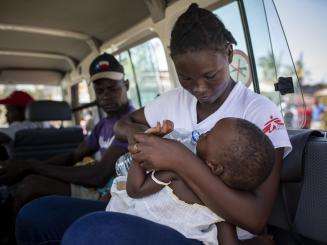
[237,0,260,93]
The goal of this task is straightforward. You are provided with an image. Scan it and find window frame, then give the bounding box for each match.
[113,35,170,108]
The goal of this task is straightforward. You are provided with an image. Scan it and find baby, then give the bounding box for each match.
[106,117,275,244]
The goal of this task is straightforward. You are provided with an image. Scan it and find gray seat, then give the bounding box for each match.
[12,101,84,160]
[268,129,327,244]
[25,100,72,122]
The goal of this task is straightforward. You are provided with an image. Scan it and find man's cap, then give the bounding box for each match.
[89,53,124,83]
[0,90,34,108]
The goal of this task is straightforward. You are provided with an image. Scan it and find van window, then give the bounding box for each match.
[116,51,141,108]
[77,79,91,104]
[213,1,254,90]
[274,0,327,130]
[116,37,171,108]
[0,84,63,127]
[71,80,99,134]
[0,84,63,101]
[243,0,307,129]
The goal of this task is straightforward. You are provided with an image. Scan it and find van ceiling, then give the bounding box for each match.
[0,0,154,85]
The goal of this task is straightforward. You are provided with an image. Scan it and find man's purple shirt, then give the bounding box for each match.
[86,104,135,156]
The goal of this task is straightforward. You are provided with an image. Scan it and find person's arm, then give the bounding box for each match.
[131,133,284,234]
[42,140,96,166]
[217,222,239,245]
[174,148,283,234]
[0,132,11,145]
[114,108,150,145]
[0,140,97,185]
[30,145,127,187]
[126,160,176,198]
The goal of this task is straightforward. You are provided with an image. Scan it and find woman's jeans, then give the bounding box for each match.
[16,195,201,245]
[15,195,106,245]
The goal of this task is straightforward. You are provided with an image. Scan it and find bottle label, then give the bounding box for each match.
[191,130,200,144]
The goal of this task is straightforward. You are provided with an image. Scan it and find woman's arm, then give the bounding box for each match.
[126,160,176,198]
[217,222,238,245]
[114,108,150,145]
[132,134,283,234]
[175,148,283,234]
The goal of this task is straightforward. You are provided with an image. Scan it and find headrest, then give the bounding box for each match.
[281,129,323,182]
[26,100,72,121]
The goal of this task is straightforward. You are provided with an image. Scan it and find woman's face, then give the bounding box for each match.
[173,48,232,105]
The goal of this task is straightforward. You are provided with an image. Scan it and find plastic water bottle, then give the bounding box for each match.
[164,129,200,153]
[115,130,200,176]
[115,153,133,176]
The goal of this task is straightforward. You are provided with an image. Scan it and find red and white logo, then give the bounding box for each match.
[263,116,284,134]
[96,61,110,72]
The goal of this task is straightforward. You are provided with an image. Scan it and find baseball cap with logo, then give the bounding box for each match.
[89,53,124,83]
[0,91,34,108]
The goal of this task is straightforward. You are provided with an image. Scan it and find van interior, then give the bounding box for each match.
[0,0,326,244]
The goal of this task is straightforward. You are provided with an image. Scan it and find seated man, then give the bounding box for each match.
[0,53,134,211]
[0,91,40,159]
[0,53,134,244]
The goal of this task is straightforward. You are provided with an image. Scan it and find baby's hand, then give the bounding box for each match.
[144,120,174,137]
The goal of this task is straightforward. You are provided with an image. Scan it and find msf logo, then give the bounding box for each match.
[263,116,284,134]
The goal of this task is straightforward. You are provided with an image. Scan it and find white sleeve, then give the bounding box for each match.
[144,89,179,127]
[244,97,292,157]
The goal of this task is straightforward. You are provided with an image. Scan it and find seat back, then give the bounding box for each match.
[268,130,327,244]
[25,100,72,121]
[13,127,84,160]
[293,136,327,242]
[11,100,84,160]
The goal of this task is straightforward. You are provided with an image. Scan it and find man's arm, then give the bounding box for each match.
[42,140,96,166]
[0,132,11,145]
[30,145,127,187]
[126,161,176,198]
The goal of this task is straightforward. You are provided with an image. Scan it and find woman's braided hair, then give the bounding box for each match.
[170,3,237,57]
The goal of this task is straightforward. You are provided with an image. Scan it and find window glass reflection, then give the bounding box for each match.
[213,2,254,90]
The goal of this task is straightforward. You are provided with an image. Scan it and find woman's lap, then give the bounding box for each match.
[15,195,106,245]
[62,211,202,245]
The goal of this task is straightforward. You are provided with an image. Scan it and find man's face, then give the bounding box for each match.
[92,78,128,114]
[5,105,24,124]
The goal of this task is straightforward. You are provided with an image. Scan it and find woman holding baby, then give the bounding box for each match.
[18,4,292,245]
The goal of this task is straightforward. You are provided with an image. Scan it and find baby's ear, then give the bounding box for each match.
[206,161,224,176]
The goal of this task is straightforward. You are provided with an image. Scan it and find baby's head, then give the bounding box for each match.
[196,118,275,191]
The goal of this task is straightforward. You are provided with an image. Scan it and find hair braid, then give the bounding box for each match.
[170,3,237,57]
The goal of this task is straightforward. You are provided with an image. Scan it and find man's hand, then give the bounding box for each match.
[0,159,36,185]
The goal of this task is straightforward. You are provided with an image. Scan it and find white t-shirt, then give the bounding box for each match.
[144,82,292,156]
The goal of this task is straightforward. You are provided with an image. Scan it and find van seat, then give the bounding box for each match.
[11,101,84,160]
[268,130,327,244]
[25,100,72,122]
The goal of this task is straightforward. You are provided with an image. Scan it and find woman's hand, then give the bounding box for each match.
[126,124,149,146]
[130,133,193,171]
[113,108,150,146]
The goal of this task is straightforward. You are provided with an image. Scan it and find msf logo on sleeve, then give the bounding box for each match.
[263,116,285,134]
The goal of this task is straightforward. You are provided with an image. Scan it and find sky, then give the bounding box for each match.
[274,0,327,84]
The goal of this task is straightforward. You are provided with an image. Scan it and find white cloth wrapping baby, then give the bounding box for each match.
[106,176,254,244]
